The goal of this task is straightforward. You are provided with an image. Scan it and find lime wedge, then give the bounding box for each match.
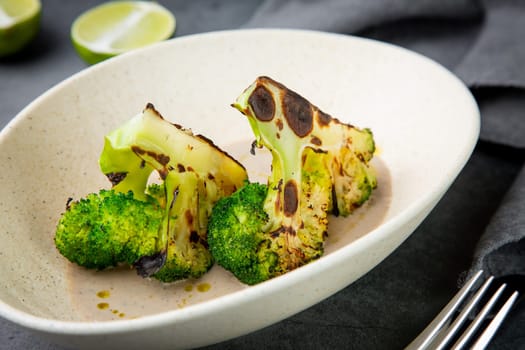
[71,1,176,65]
[0,0,41,57]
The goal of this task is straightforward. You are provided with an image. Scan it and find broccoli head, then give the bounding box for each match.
[55,103,248,282]
[208,76,376,284]
[207,182,273,285]
[54,188,163,270]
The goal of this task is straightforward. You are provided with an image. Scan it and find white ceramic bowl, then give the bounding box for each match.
[0,29,479,349]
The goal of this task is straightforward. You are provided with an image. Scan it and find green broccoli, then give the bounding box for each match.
[55,103,248,282]
[208,76,377,285]
[207,182,272,285]
[54,187,163,270]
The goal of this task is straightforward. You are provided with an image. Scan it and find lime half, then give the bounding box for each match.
[0,0,41,57]
[71,1,176,65]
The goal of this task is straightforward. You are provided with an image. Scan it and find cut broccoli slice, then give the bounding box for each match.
[99,103,248,281]
[209,76,376,284]
[55,103,248,282]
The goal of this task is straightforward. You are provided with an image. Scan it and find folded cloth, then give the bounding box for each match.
[243,0,481,33]
[470,165,525,277]
[244,0,525,280]
[454,0,525,88]
[454,0,525,281]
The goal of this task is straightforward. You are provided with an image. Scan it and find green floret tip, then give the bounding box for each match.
[208,76,377,285]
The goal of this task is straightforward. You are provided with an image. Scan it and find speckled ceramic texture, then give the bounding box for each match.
[0,29,479,349]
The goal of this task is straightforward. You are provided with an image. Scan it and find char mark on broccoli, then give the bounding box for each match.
[65,197,74,210]
[283,180,298,216]
[134,251,167,277]
[131,146,171,166]
[248,84,275,121]
[281,87,314,137]
[106,172,127,186]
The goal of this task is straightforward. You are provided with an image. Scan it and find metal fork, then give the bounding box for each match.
[405,270,519,350]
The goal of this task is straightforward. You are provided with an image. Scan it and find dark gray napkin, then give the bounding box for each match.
[471,165,525,277]
[243,0,481,33]
[455,0,525,280]
[243,0,525,280]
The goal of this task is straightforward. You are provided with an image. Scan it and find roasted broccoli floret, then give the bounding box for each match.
[54,187,163,270]
[55,103,248,282]
[208,76,376,285]
[207,182,272,285]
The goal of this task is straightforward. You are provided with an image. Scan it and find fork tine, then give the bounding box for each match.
[451,283,506,349]
[464,290,519,350]
[405,270,483,350]
[434,276,495,350]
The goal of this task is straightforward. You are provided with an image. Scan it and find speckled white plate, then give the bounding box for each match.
[0,29,479,349]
